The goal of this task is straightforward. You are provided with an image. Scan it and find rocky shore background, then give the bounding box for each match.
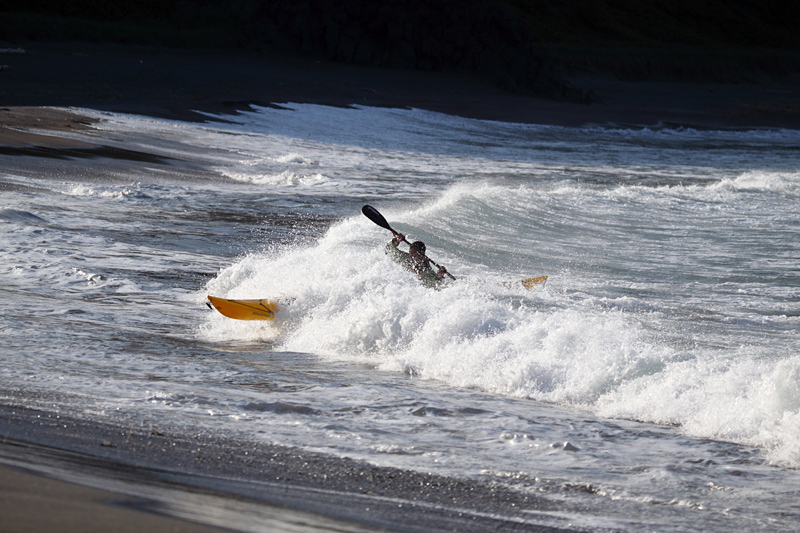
[3,0,799,102]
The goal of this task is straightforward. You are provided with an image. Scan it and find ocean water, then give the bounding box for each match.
[2,103,799,530]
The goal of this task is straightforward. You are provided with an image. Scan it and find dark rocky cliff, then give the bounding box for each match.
[247,0,574,99]
[3,0,799,102]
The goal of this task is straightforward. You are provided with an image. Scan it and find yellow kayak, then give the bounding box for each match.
[520,275,548,289]
[207,295,280,321]
[208,275,546,321]
[502,276,548,290]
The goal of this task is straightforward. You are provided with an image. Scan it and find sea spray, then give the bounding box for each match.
[202,179,800,468]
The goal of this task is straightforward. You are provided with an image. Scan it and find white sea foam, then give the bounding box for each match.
[202,182,800,467]
[596,352,800,467]
[221,169,330,187]
[65,183,150,199]
[269,153,319,165]
[710,169,800,194]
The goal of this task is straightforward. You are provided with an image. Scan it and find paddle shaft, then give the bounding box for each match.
[362,205,456,280]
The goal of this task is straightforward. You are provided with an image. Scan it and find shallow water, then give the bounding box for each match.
[1,104,799,530]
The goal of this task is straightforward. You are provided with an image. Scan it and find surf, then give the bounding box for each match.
[201,180,800,468]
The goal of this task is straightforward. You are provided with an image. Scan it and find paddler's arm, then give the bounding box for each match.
[418,265,448,289]
[385,233,409,264]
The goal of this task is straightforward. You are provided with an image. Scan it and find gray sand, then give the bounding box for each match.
[0,403,570,532]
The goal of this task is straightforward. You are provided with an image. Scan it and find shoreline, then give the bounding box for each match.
[1,41,799,151]
[0,461,231,533]
[0,402,568,532]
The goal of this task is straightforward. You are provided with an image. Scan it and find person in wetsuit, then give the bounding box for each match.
[385,233,449,288]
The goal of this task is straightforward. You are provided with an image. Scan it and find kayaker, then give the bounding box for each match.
[385,233,449,288]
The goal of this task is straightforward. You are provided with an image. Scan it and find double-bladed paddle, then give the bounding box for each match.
[362,205,456,280]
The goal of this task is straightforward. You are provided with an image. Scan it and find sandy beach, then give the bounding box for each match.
[0,402,566,532]
[2,37,800,532]
[0,463,230,533]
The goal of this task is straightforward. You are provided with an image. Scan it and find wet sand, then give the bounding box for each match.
[0,107,98,148]
[0,463,231,533]
[0,403,568,532]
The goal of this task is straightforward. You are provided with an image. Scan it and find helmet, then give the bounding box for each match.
[409,241,426,254]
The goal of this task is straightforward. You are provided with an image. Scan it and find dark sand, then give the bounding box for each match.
[0,464,231,533]
[0,403,568,532]
[2,39,799,532]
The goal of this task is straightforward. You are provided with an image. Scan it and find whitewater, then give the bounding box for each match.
[1,103,799,531]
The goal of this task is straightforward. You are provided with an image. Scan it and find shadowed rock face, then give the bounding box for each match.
[251,0,585,101]
[5,1,798,103]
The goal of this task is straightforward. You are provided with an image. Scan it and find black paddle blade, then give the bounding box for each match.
[362,205,394,232]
